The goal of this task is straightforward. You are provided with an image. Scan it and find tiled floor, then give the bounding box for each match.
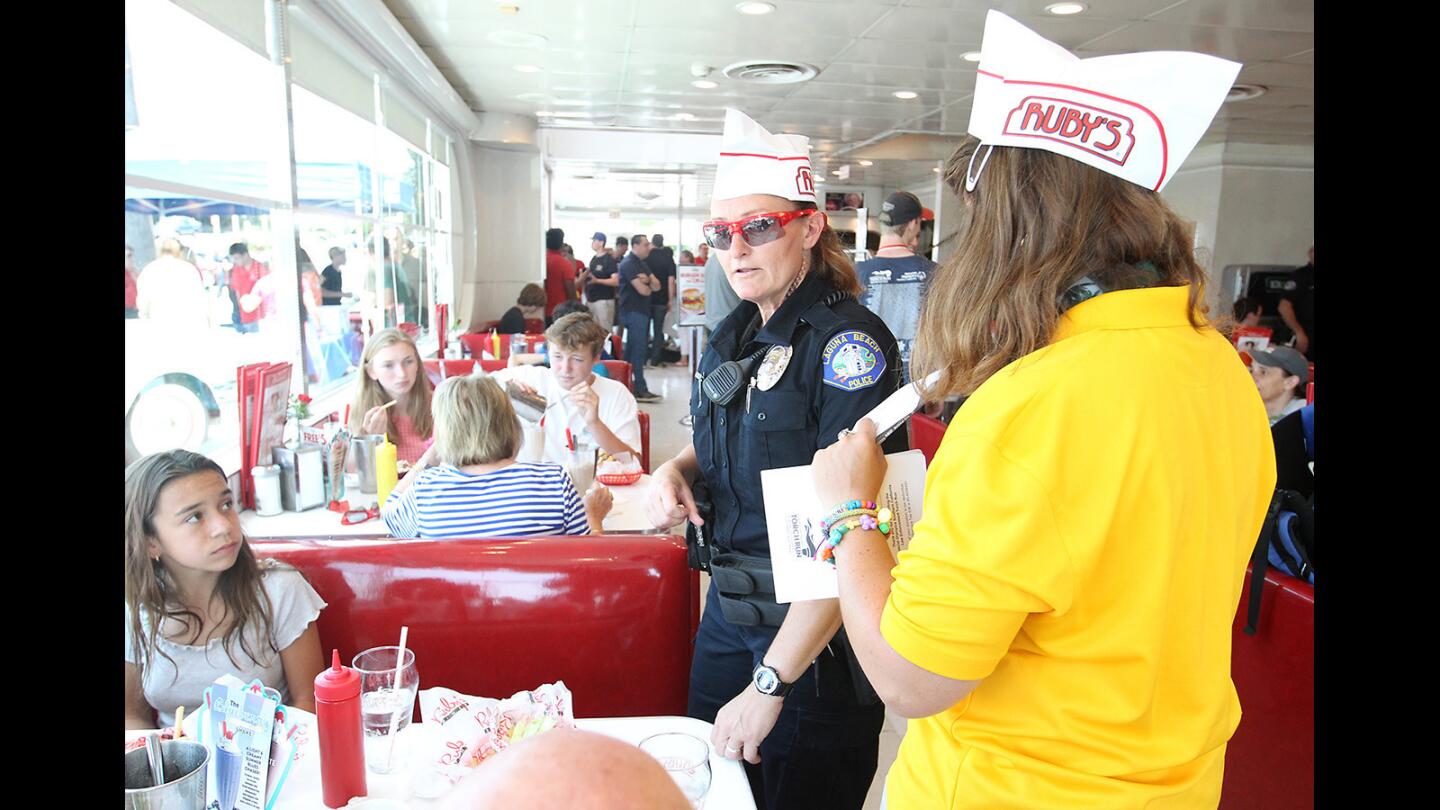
[636,361,903,810]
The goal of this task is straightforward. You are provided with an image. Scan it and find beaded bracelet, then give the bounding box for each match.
[819,500,881,533]
[813,511,892,565]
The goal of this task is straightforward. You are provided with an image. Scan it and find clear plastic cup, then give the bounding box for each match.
[639,732,711,808]
[352,646,419,774]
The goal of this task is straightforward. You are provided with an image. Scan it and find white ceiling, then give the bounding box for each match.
[384,0,1313,197]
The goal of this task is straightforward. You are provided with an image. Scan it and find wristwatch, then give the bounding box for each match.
[752,662,794,699]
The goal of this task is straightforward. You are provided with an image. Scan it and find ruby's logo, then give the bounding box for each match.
[1004,96,1136,166]
[795,165,815,196]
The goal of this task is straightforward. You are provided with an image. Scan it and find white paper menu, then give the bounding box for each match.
[762,449,927,603]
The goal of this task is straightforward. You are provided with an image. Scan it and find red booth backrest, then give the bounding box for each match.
[253,536,698,718]
[909,412,947,466]
[1221,566,1314,809]
[600,360,632,392]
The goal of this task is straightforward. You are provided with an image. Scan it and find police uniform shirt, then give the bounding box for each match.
[692,271,906,559]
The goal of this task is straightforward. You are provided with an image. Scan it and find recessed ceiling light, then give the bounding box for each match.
[691,80,719,90]
[498,4,520,15]
[735,2,776,15]
[961,51,981,62]
[1045,2,1087,15]
[932,167,941,172]
[487,31,547,48]
[512,64,542,73]
[671,112,697,121]
[857,160,874,167]
[893,90,918,100]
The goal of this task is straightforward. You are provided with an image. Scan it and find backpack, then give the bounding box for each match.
[1243,488,1314,634]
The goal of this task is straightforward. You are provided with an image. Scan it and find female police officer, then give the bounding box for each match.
[806,14,1274,809]
[646,108,903,810]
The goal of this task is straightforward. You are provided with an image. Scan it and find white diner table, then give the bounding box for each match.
[240,474,682,538]
[127,710,754,809]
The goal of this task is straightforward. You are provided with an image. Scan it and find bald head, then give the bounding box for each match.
[440,729,690,810]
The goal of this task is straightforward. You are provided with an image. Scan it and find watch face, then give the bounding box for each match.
[754,666,779,694]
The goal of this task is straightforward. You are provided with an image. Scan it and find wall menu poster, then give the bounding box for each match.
[676,263,706,327]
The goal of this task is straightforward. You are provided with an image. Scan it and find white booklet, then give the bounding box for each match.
[763,448,928,603]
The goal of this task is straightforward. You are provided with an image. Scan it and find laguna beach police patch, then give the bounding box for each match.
[821,331,886,391]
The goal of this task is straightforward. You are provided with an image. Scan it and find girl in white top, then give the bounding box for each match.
[124,450,327,729]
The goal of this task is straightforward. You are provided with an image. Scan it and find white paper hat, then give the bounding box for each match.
[967,11,1241,192]
[713,108,816,204]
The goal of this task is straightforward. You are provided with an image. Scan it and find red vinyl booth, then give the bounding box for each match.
[252,535,699,719]
[1221,567,1314,809]
[908,412,947,466]
[426,358,633,393]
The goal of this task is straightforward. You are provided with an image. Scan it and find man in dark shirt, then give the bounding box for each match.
[618,234,661,402]
[320,247,346,305]
[854,191,937,381]
[646,233,677,367]
[582,231,620,333]
[1278,245,1314,361]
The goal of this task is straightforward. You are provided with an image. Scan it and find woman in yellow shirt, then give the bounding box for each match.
[810,14,1275,808]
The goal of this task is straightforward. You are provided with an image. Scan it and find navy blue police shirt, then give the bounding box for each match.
[691,272,906,563]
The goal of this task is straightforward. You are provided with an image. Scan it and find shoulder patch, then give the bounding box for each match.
[821,331,886,391]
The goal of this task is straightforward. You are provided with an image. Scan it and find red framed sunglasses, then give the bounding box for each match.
[702,210,817,251]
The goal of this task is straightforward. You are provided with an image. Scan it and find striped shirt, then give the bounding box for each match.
[382,462,589,539]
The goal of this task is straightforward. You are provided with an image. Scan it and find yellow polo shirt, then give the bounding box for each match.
[881,286,1276,808]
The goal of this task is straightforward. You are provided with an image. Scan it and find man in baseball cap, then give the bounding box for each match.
[582,232,620,333]
[855,191,937,380]
[1248,345,1309,424]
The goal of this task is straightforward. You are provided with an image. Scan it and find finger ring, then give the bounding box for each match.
[838,428,854,441]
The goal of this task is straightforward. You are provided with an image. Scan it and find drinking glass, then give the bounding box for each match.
[352,646,419,774]
[639,732,711,809]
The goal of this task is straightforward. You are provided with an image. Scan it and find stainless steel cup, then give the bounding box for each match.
[351,434,387,494]
[124,739,209,810]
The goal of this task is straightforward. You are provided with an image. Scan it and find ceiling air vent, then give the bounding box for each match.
[722,60,819,85]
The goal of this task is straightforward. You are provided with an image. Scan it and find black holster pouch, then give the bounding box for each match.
[709,550,882,707]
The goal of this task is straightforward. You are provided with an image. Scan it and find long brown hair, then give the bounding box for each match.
[349,328,435,439]
[912,137,1213,402]
[124,451,281,679]
[796,202,861,296]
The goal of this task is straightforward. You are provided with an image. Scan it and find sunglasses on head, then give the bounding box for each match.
[702,210,816,251]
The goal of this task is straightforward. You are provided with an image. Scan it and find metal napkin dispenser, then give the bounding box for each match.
[273,444,327,511]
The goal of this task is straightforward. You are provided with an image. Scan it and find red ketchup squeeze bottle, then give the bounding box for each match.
[314,648,368,807]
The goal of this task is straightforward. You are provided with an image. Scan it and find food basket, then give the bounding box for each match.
[595,470,642,486]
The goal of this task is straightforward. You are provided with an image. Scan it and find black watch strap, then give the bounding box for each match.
[752,663,794,698]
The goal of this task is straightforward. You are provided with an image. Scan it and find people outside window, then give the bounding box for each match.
[227,242,269,333]
[380,374,613,539]
[582,232,619,333]
[348,328,435,464]
[1249,345,1309,425]
[618,235,662,402]
[320,247,346,306]
[137,238,209,330]
[1278,245,1314,360]
[125,244,139,318]
[500,283,547,334]
[125,450,326,729]
[399,237,424,326]
[544,228,577,320]
[803,16,1271,808]
[645,108,903,810]
[489,312,642,466]
[647,233,677,368]
[854,191,937,381]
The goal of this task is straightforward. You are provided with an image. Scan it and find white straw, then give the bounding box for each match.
[384,625,410,770]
